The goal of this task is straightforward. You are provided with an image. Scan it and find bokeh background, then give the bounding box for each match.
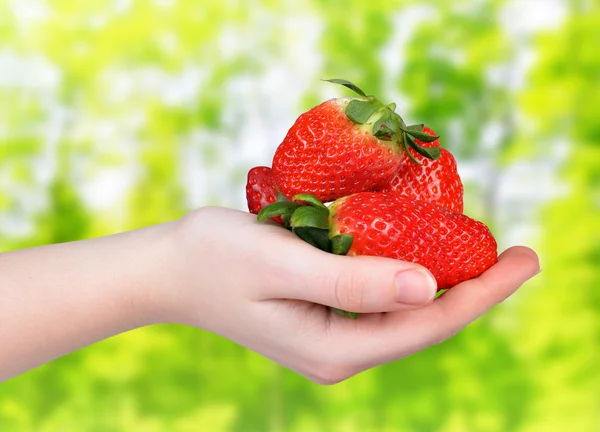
[1,0,598,430]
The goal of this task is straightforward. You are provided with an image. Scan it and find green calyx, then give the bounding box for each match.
[258,193,354,256]
[330,309,359,320]
[256,193,358,319]
[323,78,441,165]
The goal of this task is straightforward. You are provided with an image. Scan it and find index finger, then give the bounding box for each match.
[430,246,540,329]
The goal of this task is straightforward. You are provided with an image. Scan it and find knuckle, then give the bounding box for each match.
[333,272,367,312]
[180,206,222,235]
[307,361,356,385]
[300,345,361,385]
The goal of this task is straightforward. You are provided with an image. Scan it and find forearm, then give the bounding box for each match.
[0,221,176,382]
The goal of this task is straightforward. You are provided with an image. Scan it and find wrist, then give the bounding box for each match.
[148,208,213,327]
[126,219,185,326]
[147,206,241,330]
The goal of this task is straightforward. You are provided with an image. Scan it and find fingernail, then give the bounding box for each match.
[395,269,438,305]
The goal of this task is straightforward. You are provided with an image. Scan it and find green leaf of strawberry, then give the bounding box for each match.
[405,124,424,133]
[291,227,331,253]
[290,206,329,230]
[373,111,398,141]
[402,135,424,166]
[288,201,332,252]
[257,201,302,224]
[401,126,440,143]
[321,78,368,97]
[292,193,329,210]
[405,134,441,160]
[331,234,354,255]
[345,99,384,124]
[330,308,359,320]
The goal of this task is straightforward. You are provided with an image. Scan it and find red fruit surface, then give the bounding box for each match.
[246,166,283,224]
[378,126,464,213]
[272,98,403,203]
[329,192,497,289]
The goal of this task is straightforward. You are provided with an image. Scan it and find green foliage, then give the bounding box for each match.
[513,1,600,429]
[1,0,598,431]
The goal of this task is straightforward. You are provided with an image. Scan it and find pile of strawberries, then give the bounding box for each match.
[246,79,498,314]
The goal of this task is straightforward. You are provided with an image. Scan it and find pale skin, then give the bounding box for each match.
[0,206,540,384]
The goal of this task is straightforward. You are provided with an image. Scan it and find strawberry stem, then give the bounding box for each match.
[322,78,368,97]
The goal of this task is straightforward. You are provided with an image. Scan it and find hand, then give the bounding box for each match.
[157,207,541,384]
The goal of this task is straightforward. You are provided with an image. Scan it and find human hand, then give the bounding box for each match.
[155,207,540,384]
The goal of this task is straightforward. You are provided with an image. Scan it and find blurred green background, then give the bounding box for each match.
[0,0,598,430]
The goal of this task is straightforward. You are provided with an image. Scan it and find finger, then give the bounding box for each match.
[430,245,540,330]
[262,242,439,313]
[352,246,540,363]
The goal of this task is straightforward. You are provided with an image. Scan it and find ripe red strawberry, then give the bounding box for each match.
[377,126,464,213]
[245,166,283,224]
[259,192,497,290]
[272,79,440,203]
[328,193,493,288]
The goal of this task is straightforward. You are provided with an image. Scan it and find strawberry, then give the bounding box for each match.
[377,126,464,213]
[259,192,497,291]
[245,166,284,225]
[272,79,440,203]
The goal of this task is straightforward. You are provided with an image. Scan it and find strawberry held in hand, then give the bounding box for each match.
[246,166,284,225]
[377,125,464,213]
[246,166,278,215]
[272,79,440,203]
[327,193,494,288]
[259,192,497,291]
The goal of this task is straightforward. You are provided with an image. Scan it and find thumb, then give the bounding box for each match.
[287,252,438,313]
